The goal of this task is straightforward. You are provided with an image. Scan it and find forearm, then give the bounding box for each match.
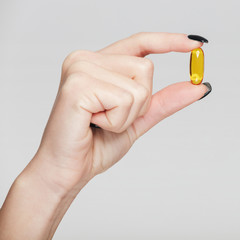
[0,157,83,240]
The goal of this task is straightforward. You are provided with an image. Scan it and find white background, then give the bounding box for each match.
[0,0,240,239]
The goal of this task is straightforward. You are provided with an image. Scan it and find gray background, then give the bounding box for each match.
[0,0,240,239]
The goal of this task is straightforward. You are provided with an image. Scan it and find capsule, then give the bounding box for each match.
[190,48,204,85]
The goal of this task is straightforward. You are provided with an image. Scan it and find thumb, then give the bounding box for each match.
[131,81,212,139]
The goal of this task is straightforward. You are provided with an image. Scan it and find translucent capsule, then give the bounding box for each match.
[190,48,204,85]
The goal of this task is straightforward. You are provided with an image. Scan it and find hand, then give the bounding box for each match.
[28,32,209,194]
[0,32,210,240]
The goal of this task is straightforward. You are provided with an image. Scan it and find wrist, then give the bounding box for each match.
[0,160,78,240]
[5,156,85,240]
[20,152,89,200]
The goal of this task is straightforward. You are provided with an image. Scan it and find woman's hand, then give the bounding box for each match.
[29,32,209,194]
[0,32,211,240]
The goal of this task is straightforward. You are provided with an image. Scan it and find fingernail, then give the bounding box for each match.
[188,35,209,43]
[199,82,212,100]
[90,123,101,128]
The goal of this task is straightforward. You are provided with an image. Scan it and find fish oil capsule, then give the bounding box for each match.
[190,48,204,85]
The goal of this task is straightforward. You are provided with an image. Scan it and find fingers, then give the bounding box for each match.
[59,69,152,133]
[61,50,154,88]
[128,81,209,140]
[97,32,203,57]
[44,72,135,150]
[81,79,133,132]
[58,32,206,136]
[65,61,151,131]
[61,50,154,118]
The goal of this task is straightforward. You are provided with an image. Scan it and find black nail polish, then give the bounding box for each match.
[90,123,101,128]
[199,82,212,100]
[188,35,209,43]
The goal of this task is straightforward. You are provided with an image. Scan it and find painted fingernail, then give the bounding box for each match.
[188,35,209,43]
[199,82,212,100]
[90,123,101,128]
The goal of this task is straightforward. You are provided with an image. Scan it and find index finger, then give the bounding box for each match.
[97,32,204,57]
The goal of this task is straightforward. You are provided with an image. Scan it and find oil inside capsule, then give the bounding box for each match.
[190,48,204,85]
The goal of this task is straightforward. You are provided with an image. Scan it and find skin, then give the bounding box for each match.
[0,32,208,240]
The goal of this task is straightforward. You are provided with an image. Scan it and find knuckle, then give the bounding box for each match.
[67,60,91,75]
[65,50,92,62]
[67,72,88,83]
[139,58,154,74]
[122,91,134,106]
[111,121,123,133]
[61,72,88,95]
[75,95,92,113]
[131,32,146,39]
[130,32,145,50]
[110,119,126,133]
[62,50,93,72]
[133,84,150,103]
[107,91,134,133]
[138,85,150,101]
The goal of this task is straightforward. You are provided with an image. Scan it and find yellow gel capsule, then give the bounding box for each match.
[190,48,204,85]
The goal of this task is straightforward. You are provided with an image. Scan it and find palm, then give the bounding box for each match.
[90,124,136,176]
